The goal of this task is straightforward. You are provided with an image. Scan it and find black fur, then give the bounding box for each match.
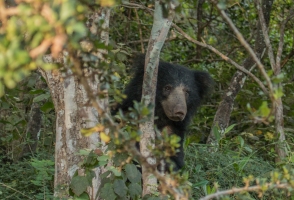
[116,55,213,170]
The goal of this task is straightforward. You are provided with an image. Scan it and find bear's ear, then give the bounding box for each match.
[133,54,146,71]
[194,71,214,99]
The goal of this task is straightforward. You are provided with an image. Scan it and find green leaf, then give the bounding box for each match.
[144,196,161,200]
[244,146,253,153]
[60,1,74,21]
[224,124,236,134]
[125,164,141,183]
[113,179,127,197]
[273,87,283,99]
[128,182,142,199]
[70,176,90,196]
[29,89,45,94]
[74,192,90,200]
[212,126,221,142]
[113,152,129,166]
[106,166,121,177]
[237,136,244,148]
[259,101,270,117]
[193,180,209,187]
[141,106,150,116]
[33,93,50,102]
[41,101,54,112]
[97,155,109,162]
[76,149,91,156]
[100,183,116,200]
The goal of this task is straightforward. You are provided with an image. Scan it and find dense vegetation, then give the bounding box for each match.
[1,0,294,199]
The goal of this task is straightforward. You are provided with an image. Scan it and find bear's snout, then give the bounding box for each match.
[161,85,187,121]
[173,104,186,121]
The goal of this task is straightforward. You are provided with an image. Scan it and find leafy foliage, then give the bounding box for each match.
[0,153,54,199]
[1,0,294,199]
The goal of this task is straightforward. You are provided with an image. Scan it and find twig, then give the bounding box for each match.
[281,48,294,68]
[212,0,276,120]
[134,8,144,53]
[121,2,153,14]
[127,36,177,44]
[0,182,34,200]
[276,7,294,72]
[199,183,290,200]
[255,0,276,70]
[29,38,53,59]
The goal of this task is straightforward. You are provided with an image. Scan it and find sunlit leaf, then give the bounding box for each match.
[100,0,116,7]
[259,101,270,117]
[100,132,110,143]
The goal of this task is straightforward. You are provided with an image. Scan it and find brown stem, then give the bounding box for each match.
[134,8,145,53]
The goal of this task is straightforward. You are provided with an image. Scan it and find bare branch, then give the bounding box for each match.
[255,0,276,70]
[281,48,294,68]
[199,183,290,200]
[212,0,276,113]
[276,7,294,72]
[0,182,34,200]
[134,8,145,53]
[172,24,269,95]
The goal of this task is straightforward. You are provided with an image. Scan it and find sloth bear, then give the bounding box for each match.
[116,55,213,171]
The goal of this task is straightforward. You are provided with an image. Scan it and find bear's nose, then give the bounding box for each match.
[174,110,186,121]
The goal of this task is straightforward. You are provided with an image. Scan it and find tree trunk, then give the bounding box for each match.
[19,73,46,159]
[274,96,286,162]
[39,8,110,199]
[140,0,176,196]
[207,0,273,146]
[39,66,100,198]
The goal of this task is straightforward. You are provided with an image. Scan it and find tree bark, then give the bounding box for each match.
[207,0,274,145]
[39,8,110,199]
[140,0,176,196]
[19,73,46,159]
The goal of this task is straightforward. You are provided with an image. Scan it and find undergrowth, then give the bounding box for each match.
[185,144,280,199]
[0,152,54,200]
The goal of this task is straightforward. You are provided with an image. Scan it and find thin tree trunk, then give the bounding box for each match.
[255,0,292,162]
[207,0,273,146]
[274,97,286,161]
[271,6,294,161]
[140,1,176,196]
[19,73,46,159]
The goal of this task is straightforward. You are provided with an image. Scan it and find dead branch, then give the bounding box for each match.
[172,24,269,95]
[199,183,290,200]
[212,0,276,119]
[255,0,276,70]
[134,8,144,53]
[276,7,294,71]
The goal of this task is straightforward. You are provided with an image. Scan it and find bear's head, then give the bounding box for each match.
[156,62,213,123]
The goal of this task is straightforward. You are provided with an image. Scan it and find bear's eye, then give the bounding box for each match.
[184,89,190,96]
[164,85,172,92]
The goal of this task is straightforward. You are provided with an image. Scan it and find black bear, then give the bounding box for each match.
[116,55,213,171]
